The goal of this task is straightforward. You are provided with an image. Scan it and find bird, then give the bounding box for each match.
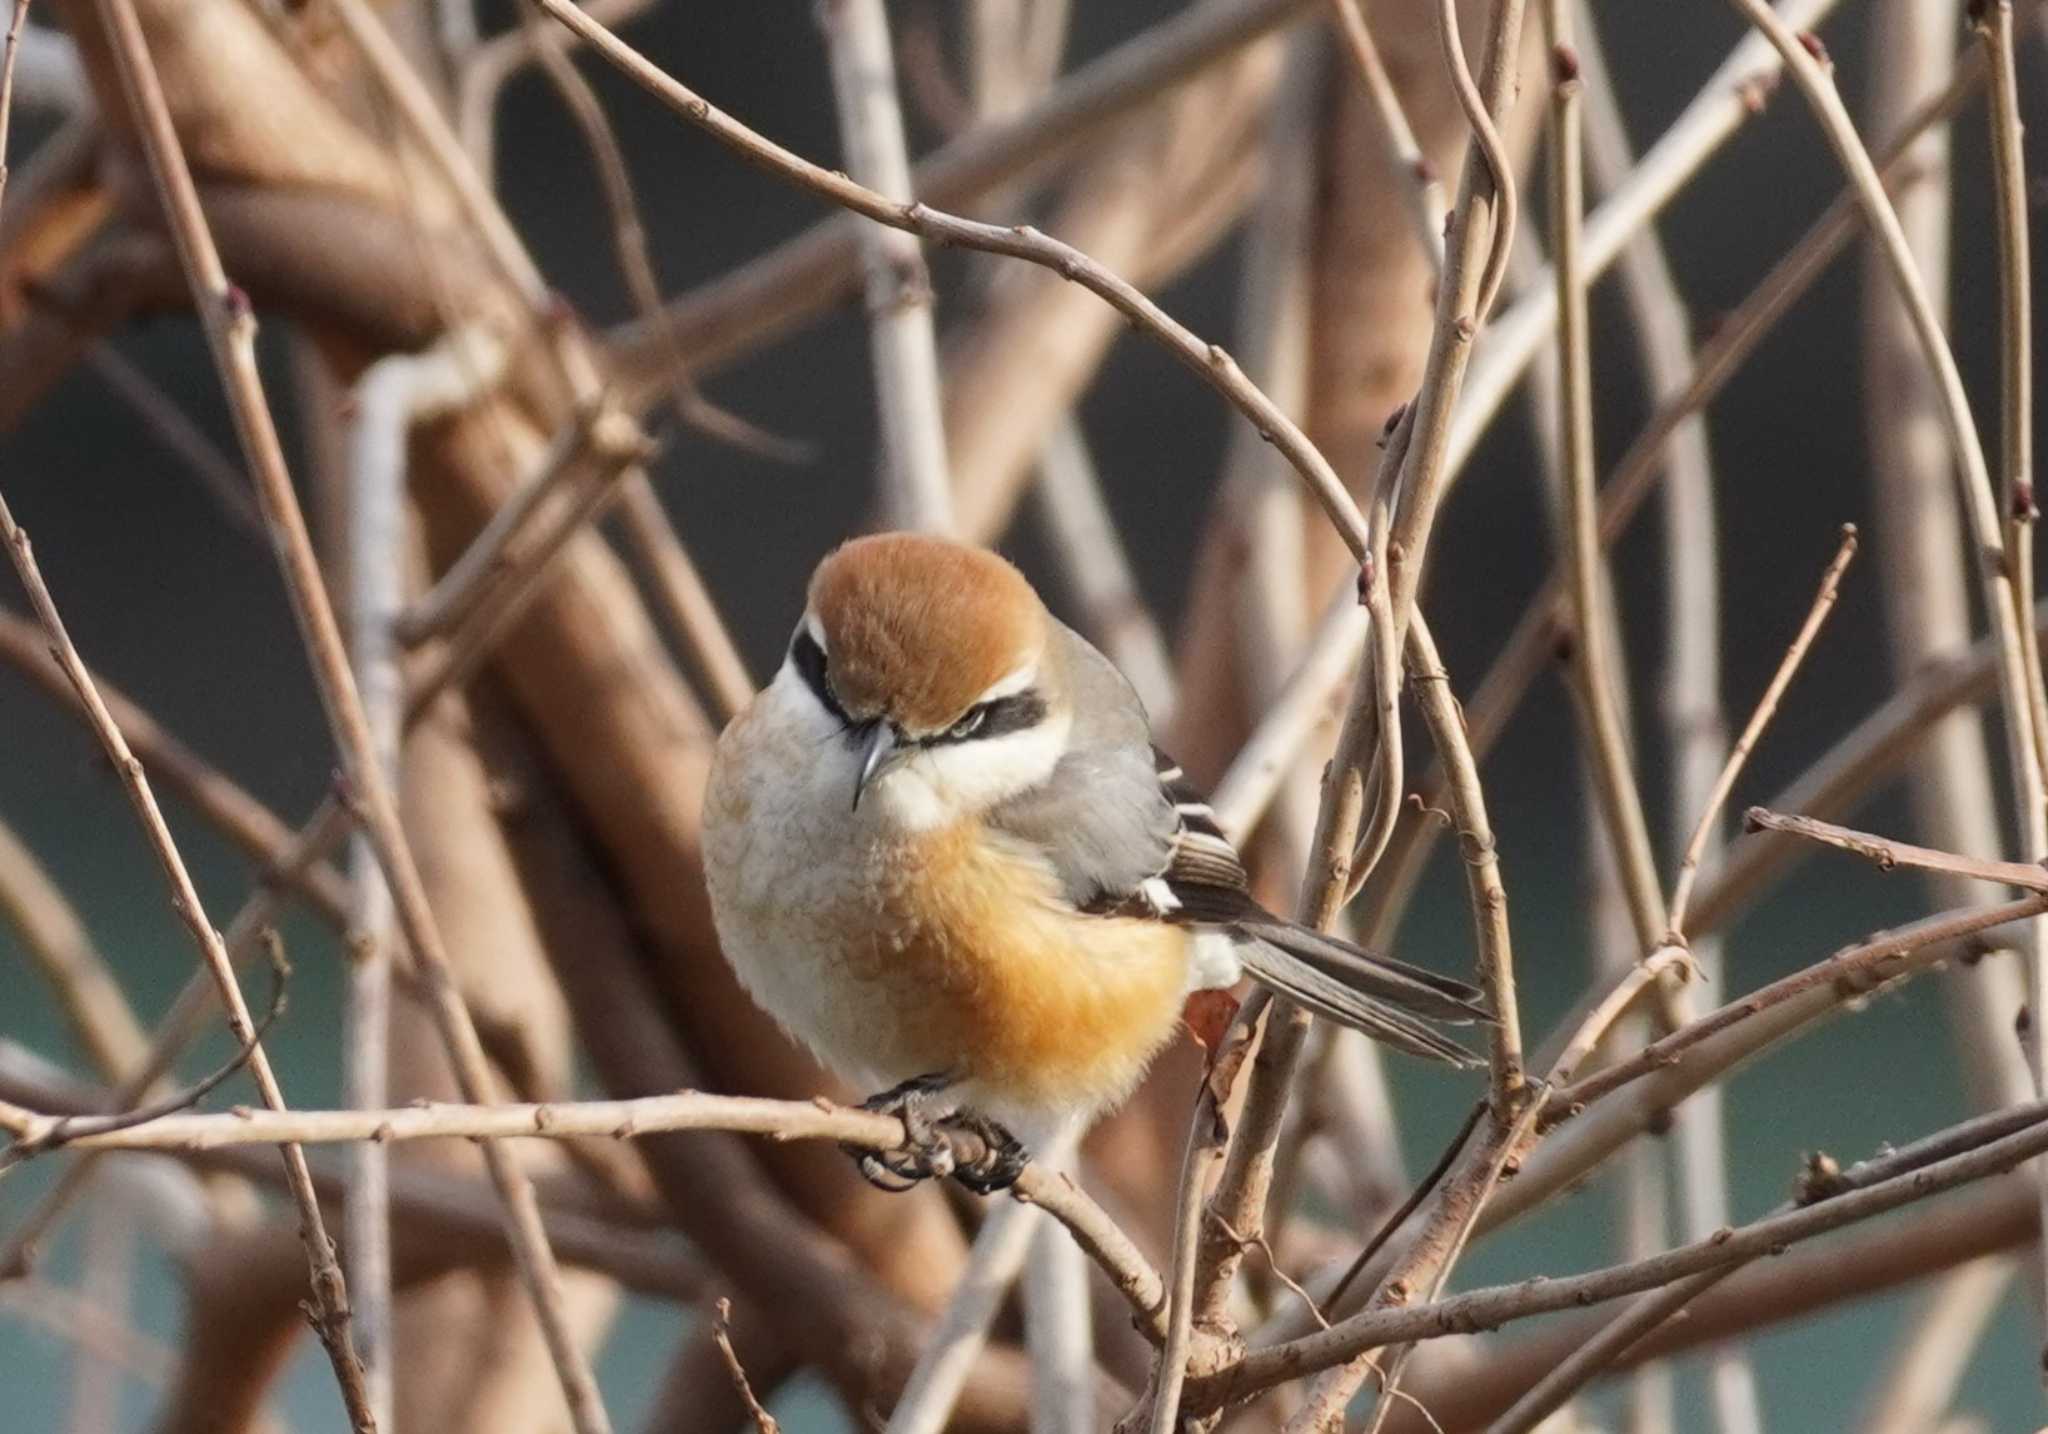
[701,532,1489,1192]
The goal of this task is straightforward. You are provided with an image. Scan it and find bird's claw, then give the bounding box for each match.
[843,1076,1027,1195]
[946,1113,1028,1195]
[846,1073,957,1192]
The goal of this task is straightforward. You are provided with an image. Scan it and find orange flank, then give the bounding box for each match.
[872,820,1190,1114]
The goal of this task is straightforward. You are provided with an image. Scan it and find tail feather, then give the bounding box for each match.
[1238,918,1492,1024]
[1238,941,1483,1068]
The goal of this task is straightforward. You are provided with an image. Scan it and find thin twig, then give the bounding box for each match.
[397,397,612,646]
[1148,1024,1256,1432]
[0,471,375,1426]
[1208,1094,2048,1410]
[456,0,653,166]
[1380,0,1528,653]
[1361,51,1983,971]
[0,1082,1165,1331]
[1187,428,1417,1360]
[1433,0,1517,323]
[1667,526,1859,929]
[0,798,349,1281]
[0,0,25,214]
[1552,893,2048,1120]
[1725,0,2048,1334]
[533,0,1374,565]
[1744,809,2048,895]
[1979,0,2048,794]
[0,940,288,1166]
[1484,1113,2033,1434]
[517,4,802,460]
[1576,7,1751,1422]
[1437,0,1847,501]
[91,0,614,1423]
[1406,615,1522,1111]
[1296,1096,1545,1430]
[1543,1,1665,960]
[710,1297,782,1434]
[1860,0,2033,1115]
[1278,887,2048,1356]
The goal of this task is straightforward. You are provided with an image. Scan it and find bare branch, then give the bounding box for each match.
[710,1298,781,1434]
[536,0,1375,564]
[1745,809,2048,895]
[1667,526,1859,929]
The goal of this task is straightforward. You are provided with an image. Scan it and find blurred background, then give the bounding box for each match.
[3,0,2046,1429]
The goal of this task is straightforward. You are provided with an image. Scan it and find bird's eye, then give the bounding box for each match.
[947,708,986,741]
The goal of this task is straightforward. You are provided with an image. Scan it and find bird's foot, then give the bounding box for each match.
[943,1111,1029,1195]
[847,1073,958,1192]
[842,1076,1030,1195]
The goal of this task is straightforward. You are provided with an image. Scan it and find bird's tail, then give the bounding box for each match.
[1235,919,1491,1068]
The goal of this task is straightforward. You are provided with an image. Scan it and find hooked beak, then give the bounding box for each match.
[853,722,903,811]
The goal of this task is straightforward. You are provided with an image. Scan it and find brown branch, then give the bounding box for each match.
[0,1040,708,1304]
[1379,0,1528,642]
[1406,615,1522,1110]
[1541,0,1666,970]
[1667,525,1859,930]
[1861,0,2032,1122]
[1549,892,2047,1119]
[1719,0,2048,1214]
[1204,1096,2048,1410]
[1358,53,1982,962]
[1482,1106,2043,1433]
[0,1081,1167,1334]
[1979,0,2048,799]
[1289,1092,1544,1429]
[1744,808,2048,895]
[710,1298,781,1434]
[1397,1175,2033,1428]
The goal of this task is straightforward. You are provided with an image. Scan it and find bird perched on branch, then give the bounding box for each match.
[703,532,1488,1192]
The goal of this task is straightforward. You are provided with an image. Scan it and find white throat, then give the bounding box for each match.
[757,657,1068,833]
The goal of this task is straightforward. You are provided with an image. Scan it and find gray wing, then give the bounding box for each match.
[989,625,1491,1054]
[988,623,1183,909]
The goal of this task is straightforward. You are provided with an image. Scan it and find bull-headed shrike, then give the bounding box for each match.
[703,533,1487,1192]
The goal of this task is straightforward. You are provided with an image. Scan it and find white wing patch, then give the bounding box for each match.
[1137,876,1181,915]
